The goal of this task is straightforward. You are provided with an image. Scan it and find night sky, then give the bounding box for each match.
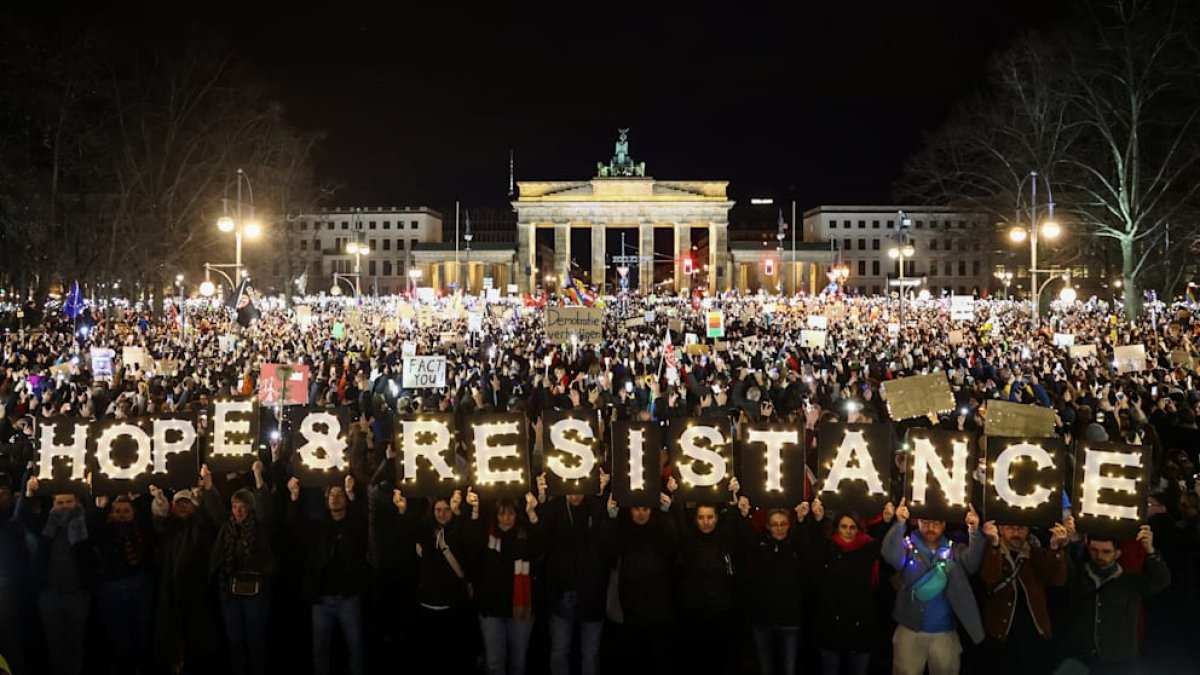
[53,1,1072,210]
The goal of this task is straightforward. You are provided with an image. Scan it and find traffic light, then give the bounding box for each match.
[682,256,693,275]
[764,257,776,276]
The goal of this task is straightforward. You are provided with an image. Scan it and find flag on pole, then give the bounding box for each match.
[63,280,85,319]
[228,277,261,327]
[562,272,596,307]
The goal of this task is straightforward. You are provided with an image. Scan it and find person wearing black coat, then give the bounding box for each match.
[737,499,807,675]
[87,493,155,675]
[600,486,679,675]
[150,485,222,674]
[286,475,368,675]
[674,491,742,675]
[394,487,476,672]
[537,489,609,675]
[803,499,892,675]
[463,491,543,675]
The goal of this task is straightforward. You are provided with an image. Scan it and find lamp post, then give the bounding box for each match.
[888,242,916,326]
[1010,171,1060,326]
[174,274,186,332]
[216,169,261,281]
[463,211,473,294]
[776,213,786,294]
[889,210,916,326]
[995,270,1014,300]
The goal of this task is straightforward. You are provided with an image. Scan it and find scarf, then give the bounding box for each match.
[487,523,533,620]
[113,521,144,569]
[1085,561,1123,587]
[223,509,258,574]
[831,531,879,589]
[43,507,88,546]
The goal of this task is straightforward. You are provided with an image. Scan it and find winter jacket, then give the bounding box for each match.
[881,521,986,644]
[152,504,222,667]
[465,517,542,618]
[14,496,97,591]
[1059,551,1170,663]
[805,520,886,651]
[979,539,1067,640]
[738,517,804,626]
[206,485,276,593]
[287,497,369,602]
[674,505,739,617]
[538,496,609,621]
[601,507,679,627]
[400,513,473,609]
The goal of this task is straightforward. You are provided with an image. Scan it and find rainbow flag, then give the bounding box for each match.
[1187,286,1196,304]
[562,272,596,306]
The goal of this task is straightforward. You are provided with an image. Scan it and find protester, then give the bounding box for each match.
[883,499,986,675]
[1058,525,1171,672]
[16,476,94,675]
[977,518,1072,675]
[88,494,155,674]
[2,288,1197,673]
[806,499,893,675]
[206,461,274,675]
[465,491,542,675]
[287,474,368,675]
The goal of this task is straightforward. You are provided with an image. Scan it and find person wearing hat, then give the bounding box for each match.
[150,482,221,673]
[883,499,986,675]
[205,461,275,675]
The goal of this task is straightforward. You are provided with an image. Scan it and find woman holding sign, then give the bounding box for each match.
[463,491,542,675]
[804,499,893,675]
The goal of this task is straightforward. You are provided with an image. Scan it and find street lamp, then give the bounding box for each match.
[995,270,1014,300]
[775,213,786,294]
[199,280,216,297]
[1011,170,1059,325]
[888,241,917,326]
[215,169,260,281]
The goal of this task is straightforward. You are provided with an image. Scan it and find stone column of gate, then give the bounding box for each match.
[674,223,689,290]
[554,222,571,287]
[639,221,655,291]
[516,222,533,293]
[708,221,726,293]
[590,222,606,291]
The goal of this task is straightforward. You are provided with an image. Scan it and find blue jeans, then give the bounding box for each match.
[820,649,870,675]
[312,595,364,675]
[752,624,801,675]
[479,615,535,675]
[221,587,271,675]
[549,593,603,675]
[97,573,153,674]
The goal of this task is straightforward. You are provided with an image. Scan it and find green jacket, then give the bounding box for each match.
[1060,551,1170,663]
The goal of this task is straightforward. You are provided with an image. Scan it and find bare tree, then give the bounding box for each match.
[1060,0,1200,316]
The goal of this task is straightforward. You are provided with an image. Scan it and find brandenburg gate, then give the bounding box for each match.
[513,130,733,293]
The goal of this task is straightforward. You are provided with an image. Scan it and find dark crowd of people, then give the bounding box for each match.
[0,290,1198,675]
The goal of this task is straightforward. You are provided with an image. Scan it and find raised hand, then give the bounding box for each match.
[811,497,825,522]
[982,520,999,546]
[344,474,355,498]
[536,473,549,502]
[199,464,213,491]
[392,489,407,514]
[965,504,980,532]
[449,489,463,515]
[524,492,538,513]
[25,476,40,498]
[728,476,741,496]
[95,494,110,510]
[1048,522,1069,550]
[795,501,811,522]
[287,477,301,502]
[598,469,610,495]
[895,498,909,525]
[149,484,166,506]
[666,475,678,494]
[1135,524,1155,555]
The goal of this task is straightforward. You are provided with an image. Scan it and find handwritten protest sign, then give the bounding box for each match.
[402,356,447,388]
[545,307,603,344]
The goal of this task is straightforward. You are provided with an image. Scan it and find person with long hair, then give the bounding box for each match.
[464,491,542,675]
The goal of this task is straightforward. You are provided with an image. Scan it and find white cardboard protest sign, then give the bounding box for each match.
[402,356,447,388]
[950,296,974,321]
